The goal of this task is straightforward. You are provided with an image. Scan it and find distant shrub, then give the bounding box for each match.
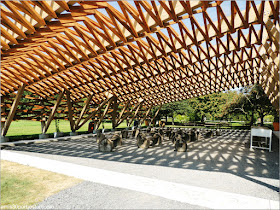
[264,115,274,122]
[175,114,189,123]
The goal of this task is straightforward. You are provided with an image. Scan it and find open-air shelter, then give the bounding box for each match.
[1,0,279,137]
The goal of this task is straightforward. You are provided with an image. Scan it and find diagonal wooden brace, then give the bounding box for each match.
[74,94,93,130]
[42,90,65,134]
[140,106,153,125]
[76,95,114,130]
[1,84,26,136]
[149,104,162,126]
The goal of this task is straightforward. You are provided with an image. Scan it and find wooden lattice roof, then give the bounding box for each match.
[1,0,279,108]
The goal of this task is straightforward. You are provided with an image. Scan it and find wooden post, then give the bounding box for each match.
[39,97,46,134]
[2,84,26,136]
[41,118,46,133]
[42,90,65,134]
[111,96,118,129]
[1,120,5,135]
[149,104,162,127]
[128,100,144,126]
[66,91,75,131]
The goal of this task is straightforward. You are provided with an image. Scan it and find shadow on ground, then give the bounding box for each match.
[4,130,279,191]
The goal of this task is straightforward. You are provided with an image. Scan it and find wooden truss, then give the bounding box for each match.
[1,1,279,134]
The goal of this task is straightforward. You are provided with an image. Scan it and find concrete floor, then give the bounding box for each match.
[2,129,279,208]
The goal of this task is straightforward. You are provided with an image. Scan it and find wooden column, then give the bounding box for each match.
[111,96,118,129]
[128,100,144,126]
[1,119,5,135]
[149,104,162,126]
[42,90,65,134]
[66,91,75,132]
[2,84,26,136]
[1,99,5,135]
[39,97,46,134]
[41,118,46,133]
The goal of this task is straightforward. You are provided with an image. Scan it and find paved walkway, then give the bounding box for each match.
[2,130,279,209]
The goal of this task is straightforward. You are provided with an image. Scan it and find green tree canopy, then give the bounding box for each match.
[223,84,276,125]
[151,85,276,126]
[152,91,238,122]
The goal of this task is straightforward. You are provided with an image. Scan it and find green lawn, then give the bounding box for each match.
[230,122,243,126]
[1,170,34,207]
[167,125,205,129]
[1,160,81,209]
[6,120,129,137]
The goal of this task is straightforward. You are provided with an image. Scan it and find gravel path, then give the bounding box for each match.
[35,181,205,209]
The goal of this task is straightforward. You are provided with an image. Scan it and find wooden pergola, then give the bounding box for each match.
[1,1,279,136]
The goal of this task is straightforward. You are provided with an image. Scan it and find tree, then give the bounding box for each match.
[151,91,239,123]
[187,91,238,122]
[174,114,189,123]
[225,84,275,126]
[150,86,275,126]
[152,102,183,124]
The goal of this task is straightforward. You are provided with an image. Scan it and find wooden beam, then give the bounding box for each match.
[42,90,65,133]
[149,104,162,126]
[66,90,75,132]
[94,97,114,130]
[76,95,114,130]
[1,84,26,136]
[117,99,143,126]
[1,0,278,112]
[116,101,130,126]
[140,106,153,125]
[128,99,144,126]
[41,120,46,134]
[263,18,280,52]
[111,96,118,129]
[74,94,93,130]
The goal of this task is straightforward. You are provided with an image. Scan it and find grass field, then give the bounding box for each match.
[1,160,81,209]
[6,120,129,137]
[6,119,273,138]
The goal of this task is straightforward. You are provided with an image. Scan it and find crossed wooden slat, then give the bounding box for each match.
[0,0,279,128]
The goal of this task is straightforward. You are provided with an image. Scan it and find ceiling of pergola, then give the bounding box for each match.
[1,0,279,108]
